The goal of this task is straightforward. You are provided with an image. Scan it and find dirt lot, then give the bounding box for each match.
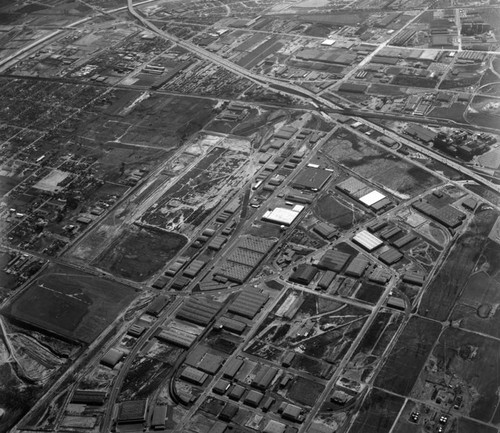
[314,192,369,229]
[418,208,499,321]
[288,377,325,407]
[95,225,187,282]
[4,264,138,344]
[374,316,442,396]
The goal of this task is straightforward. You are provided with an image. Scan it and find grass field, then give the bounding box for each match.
[355,283,384,304]
[374,316,442,396]
[95,225,187,282]
[5,264,137,344]
[418,208,499,321]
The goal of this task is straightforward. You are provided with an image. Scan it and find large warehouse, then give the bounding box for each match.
[262,205,304,226]
[352,230,384,252]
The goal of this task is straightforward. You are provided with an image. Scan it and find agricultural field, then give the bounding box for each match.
[313,191,370,229]
[3,264,138,344]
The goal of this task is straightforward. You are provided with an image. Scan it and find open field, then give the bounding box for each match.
[418,208,499,321]
[4,264,137,344]
[450,271,500,339]
[427,328,500,423]
[314,192,369,229]
[288,377,325,407]
[348,388,404,433]
[374,316,442,396]
[323,129,441,198]
[95,225,187,282]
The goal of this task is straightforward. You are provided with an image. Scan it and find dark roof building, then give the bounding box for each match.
[117,399,148,424]
[228,384,246,401]
[180,366,208,386]
[378,247,403,265]
[291,167,332,191]
[229,289,269,319]
[219,403,238,421]
[252,366,279,390]
[345,256,369,278]
[223,358,243,379]
[289,264,318,285]
[176,298,221,326]
[317,250,351,272]
[244,390,264,407]
[317,270,336,290]
[71,390,107,405]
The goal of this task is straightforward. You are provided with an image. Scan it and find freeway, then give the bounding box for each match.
[126,0,500,199]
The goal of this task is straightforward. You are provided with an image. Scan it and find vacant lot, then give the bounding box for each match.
[450,271,500,339]
[348,388,404,433]
[314,193,368,229]
[374,316,442,396]
[418,208,499,321]
[95,225,187,282]
[288,377,325,406]
[323,129,441,198]
[5,264,137,344]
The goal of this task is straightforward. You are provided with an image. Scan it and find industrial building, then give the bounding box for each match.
[313,222,338,240]
[413,200,466,228]
[393,233,417,249]
[156,320,201,348]
[262,205,304,226]
[213,378,231,395]
[252,366,279,390]
[317,270,336,290]
[146,296,169,316]
[117,399,148,424]
[180,366,208,386]
[345,256,370,278]
[289,264,318,285]
[151,405,167,430]
[244,390,264,407]
[317,249,351,272]
[71,390,107,405]
[176,298,221,326]
[378,247,403,265]
[219,402,238,421]
[228,384,245,400]
[352,230,384,252]
[291,167,332,191]
[101,348,125,368]
[215,316,247,334]
[198,353,225,375]
[369,267,392,284]
[215,236,276,283]
[403,271,426,286]
[228,289,269,319]
[223,358,244,379]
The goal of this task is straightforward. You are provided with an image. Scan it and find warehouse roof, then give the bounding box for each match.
[318,250,351,272]
[101,348,125,368]
[318,270,336,289]
[229,289,269,319]
[180,366,208,385]
[359,190,386,206]
[313,222,338,239]
[245,390,264,407]
[198,353,225,374]
[117,399,148,424]
[345,256,370,278]
[213,379,231,395]
[262,205,304,226]
[292,167,332,191]
[378,247,403,265]
[367,220,388,233]
[263,420,286,433]
[336,177,367,196]
[176,298,221,326]
[353,230,383,252]
[146,296,169,316]
[252,366,278,389]
[369,267,392,284]
[228,384,245,400]
[215,316,247,334]
[393,233,417,248]
[380,226,402,240]
[403,271,425,285]
[289,264,318,285]
[223,358,243,379]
